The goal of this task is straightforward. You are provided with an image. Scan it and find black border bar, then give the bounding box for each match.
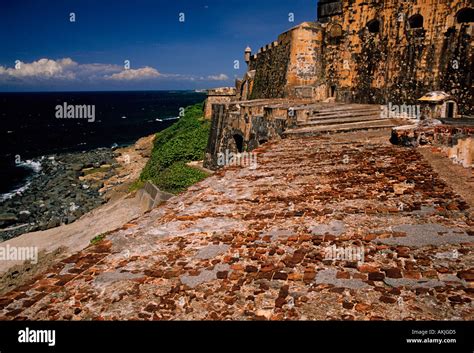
[0,321,472,353]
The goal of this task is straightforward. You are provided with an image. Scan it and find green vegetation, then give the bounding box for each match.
[128,179,145,193]
[139,103,211,194]
[90,233,106,245]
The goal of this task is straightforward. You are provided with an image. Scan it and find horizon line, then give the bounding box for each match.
[0,89,209,93]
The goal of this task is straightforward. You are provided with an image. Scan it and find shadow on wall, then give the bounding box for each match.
[233,134,244,153]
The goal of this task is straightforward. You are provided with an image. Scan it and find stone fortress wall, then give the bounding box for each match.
[318,0,473,115]
[203,0,474,169]
[239,0,473,114]
[247,22,324,100]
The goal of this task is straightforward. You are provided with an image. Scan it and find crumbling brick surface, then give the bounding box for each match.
[0,131,472,321]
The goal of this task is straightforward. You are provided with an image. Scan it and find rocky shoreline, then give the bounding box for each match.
[0,135,154,241]
[0,149,117,241]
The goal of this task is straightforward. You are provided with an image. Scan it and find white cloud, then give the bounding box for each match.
[0,58,158,82]
[106,67,161,81]
[207,73,229,81]
[0,58,122,82]
[75,63,122,77]
[0,58,77,79]
[0,57,231,86]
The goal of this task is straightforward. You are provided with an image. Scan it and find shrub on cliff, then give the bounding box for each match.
[153,161,208,195]
[139,103,210,194]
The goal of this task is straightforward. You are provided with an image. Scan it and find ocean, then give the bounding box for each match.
[0,90,206,196]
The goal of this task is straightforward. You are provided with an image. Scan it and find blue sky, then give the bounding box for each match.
[0,0,317,91]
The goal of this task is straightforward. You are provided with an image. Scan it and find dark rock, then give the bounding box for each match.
[275,297,286,308]
[343,301,354,309]
[217,271,228,279]
[383,268,402,279]
[279,285,289,297]
[368,272,385,281]
[415,288,429,295]
[457,270,474,281]
[245,265,258,273]
[273,272,288,280]
[144,303,158,312]
[66,216,76,224]
[71,164,84,172]
[379,295,397,304]
[448,295,463,303]
[47,218,60,229]
[18,211,31,222]
[0,213,18,227]
[389,288,402,295]
[303,271,316,282]
[39,222,48,231]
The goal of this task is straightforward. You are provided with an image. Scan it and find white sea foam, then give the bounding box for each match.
[0,159,42,203]
[0,180,33,203]
[17,159,42,173]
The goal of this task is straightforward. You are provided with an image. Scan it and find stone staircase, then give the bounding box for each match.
[284,104,399,137]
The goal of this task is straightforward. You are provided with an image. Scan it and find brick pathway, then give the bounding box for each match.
[1,131,473,320]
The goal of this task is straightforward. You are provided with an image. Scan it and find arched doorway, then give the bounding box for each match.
[445,101,456,119]
[233,134,244,153]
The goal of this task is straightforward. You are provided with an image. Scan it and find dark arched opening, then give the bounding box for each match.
[408,14,424,29]
[456,8,474,23]
[233,134,244,153]
[367,19,380,33]
[258,139,268,145]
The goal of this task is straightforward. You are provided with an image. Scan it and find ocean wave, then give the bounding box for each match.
[0,159,42,202]
[17,159,43,173]
[149,116,179,123]
[0,179,33,203]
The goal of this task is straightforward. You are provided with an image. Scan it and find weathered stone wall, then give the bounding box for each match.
[447,136,474,168]
[322,0,473,114]
[249,38,291,99]
[241,0,473,114]
[249,22,324,99]
[204,87,236,119]
[203,101,290,170]
[286,22,325,98]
